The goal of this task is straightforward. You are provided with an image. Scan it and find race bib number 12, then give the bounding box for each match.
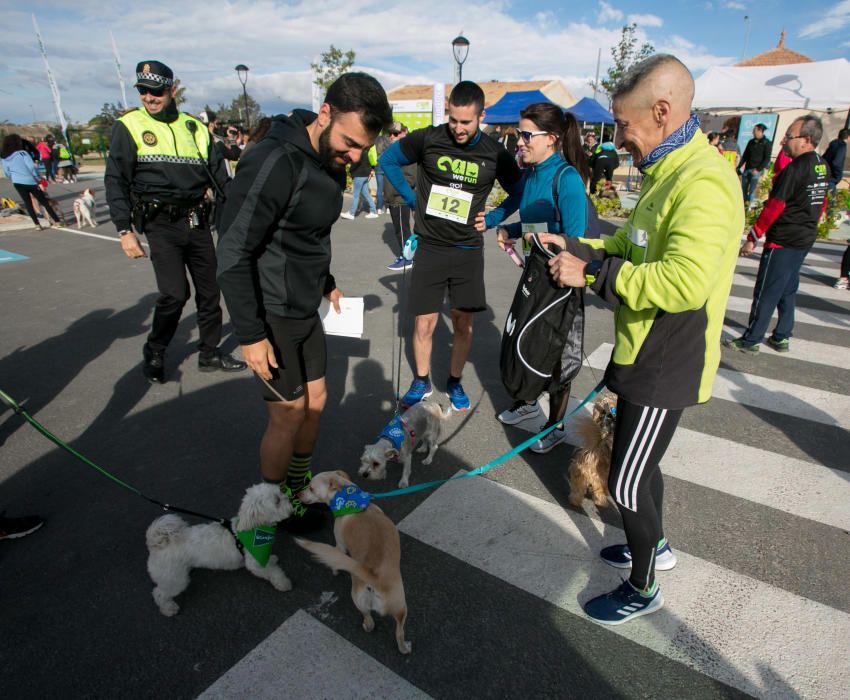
[425,185,473,224]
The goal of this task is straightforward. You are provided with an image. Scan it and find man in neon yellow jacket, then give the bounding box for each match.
[537,55,743,625]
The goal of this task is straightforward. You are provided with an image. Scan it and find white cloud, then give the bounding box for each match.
[657,35,735,72]
[723,1,746,10]
[800,0,850,37]
[627,14,663,28]
[0,0,729,124]
[597,1,624,24]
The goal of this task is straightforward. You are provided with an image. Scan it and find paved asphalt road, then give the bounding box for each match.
[1,174,848,699]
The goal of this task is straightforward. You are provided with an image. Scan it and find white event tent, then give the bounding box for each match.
[694,59,850,111]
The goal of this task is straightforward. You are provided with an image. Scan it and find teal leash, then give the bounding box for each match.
[1,378,606,505]
[371,379,606,499]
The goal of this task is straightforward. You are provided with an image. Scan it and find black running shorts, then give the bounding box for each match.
[408,242,486,316]
[256,313,327,402]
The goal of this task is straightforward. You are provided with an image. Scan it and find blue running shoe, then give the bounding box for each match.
[401,379,432,408]
[386,256,413,271]
[446,380,470,412]
[600,540,677,571]
[584,580,664,625]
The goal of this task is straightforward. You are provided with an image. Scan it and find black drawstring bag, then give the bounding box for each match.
[500,233,585,402]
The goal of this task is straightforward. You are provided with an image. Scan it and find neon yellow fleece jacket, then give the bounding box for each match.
[567,130,744,408]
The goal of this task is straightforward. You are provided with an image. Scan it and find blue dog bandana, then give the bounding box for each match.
[638,112,700,173]
[331,484,373,517]
[378,415,415,454]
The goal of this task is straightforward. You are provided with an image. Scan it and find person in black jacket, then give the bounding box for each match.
[105,60,246,383]
[726,115,829,353]
[737,123,772,206]
[217,72,392,530]
[822,128,849,198]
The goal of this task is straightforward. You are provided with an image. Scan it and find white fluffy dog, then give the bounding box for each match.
[73,188,96,228]
[359,400,451,488]
[145,483,293,616]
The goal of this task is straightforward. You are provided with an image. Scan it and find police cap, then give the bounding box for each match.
[134,61,175,88]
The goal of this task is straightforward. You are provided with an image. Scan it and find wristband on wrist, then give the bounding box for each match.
[584,259,603,286]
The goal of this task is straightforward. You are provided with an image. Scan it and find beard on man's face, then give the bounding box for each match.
[318,122,346,172]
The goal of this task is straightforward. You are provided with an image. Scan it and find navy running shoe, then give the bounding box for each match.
[584,580,664,625]
[446,380,470,412]
[600,540,677,571]
[401,379,432,408]
[387,256,413,271]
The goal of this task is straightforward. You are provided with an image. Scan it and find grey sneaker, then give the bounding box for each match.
[530,427,568,454]
[498,400,542,425]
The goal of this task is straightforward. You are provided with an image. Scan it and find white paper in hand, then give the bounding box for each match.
[318,297,364,339]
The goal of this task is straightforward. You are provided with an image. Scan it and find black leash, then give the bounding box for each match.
[0,388,240,547]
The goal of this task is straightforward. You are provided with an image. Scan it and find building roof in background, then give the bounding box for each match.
[388,79,575,108]
[736,31,813,67]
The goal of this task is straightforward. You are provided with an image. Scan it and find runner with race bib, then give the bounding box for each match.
[380,81,522,412]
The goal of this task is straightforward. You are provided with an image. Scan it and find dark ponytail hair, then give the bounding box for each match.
[519,103,590,185]
[560,112,589,185]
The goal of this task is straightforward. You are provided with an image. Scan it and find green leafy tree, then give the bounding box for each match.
[88,102,124,129]
[174,79,187,106]
[215,93,263,128]
[590,23,655,105]
[311,45,356,90]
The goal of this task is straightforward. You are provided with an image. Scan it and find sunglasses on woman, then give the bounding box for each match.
[137,85,167,97]
[518,130,548,143]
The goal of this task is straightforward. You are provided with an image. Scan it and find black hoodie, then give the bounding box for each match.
[217,110,344,344]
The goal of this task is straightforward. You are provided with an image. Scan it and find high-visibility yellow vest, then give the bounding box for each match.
[118,108,210,165]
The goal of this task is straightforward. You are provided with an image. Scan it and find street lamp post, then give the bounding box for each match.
[452,35,470,84]
[235,64,250,129]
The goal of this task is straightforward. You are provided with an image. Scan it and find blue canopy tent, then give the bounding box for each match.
[482,90,556,124]
[566,97,614,125]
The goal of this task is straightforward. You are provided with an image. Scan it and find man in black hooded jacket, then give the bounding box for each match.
[217,73,392,531]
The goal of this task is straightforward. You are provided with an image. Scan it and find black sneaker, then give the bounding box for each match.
[198,350,248,373]
[278,485,326,534]
[143,343,165,383]
[0,514,45,540]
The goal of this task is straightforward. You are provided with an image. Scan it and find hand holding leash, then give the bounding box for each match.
[242,339,278,380]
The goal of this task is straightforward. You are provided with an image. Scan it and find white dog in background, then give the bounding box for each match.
[359,400,451,488]
[73,188,96,228]
[145,483,293,616]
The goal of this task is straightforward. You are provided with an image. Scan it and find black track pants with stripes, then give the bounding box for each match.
[608,397,683,591]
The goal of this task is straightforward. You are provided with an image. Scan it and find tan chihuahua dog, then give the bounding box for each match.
[296,470,411,654]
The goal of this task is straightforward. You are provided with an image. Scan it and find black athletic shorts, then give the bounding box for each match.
[408,241,486,316]
[256,313,326,402]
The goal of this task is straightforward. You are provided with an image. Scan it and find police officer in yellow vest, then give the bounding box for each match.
[105,60,246,383]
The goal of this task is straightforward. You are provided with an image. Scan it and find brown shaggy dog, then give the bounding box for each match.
[567,393,617,507]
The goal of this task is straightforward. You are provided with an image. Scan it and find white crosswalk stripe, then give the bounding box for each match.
[586,342,850,429]
[201,241,850,700]
[732,272,849,302]
[399,475,850,699]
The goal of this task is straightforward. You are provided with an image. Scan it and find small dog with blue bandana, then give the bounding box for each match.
[359,400,451,488]
[296,470,411,654]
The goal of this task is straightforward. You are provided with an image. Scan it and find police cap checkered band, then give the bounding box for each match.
[134,60,174,88]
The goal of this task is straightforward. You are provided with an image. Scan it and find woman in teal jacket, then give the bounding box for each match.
[478,105,590,454]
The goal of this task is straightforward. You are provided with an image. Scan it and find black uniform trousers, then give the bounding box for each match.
[144,213,222,354]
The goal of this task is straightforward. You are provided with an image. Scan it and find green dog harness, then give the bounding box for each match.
[233,518,277,567]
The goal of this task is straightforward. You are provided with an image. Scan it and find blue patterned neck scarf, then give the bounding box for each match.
[378,415,414,453]
[638,113,701,173]
[331,484,372,517]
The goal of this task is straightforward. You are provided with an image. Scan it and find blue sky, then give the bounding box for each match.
[1,0,848,125]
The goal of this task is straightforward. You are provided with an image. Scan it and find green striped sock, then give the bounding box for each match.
[286,453,312,494]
